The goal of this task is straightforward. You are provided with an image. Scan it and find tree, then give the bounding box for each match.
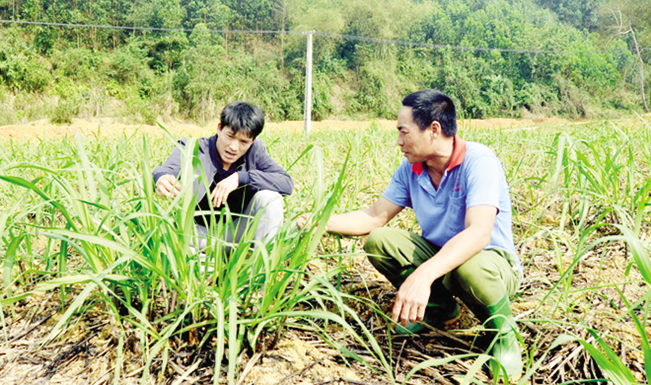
[181,0,232,30]
[603,5,650,113]
[533,0,607,31]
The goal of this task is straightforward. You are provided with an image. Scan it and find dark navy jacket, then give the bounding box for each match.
[152,134,293,216]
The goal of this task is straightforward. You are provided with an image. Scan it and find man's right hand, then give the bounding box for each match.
[296,214,334,232]
[156,174,182,199]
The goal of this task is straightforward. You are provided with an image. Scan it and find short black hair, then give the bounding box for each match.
[220,101,265,138]
[402,90,457,136]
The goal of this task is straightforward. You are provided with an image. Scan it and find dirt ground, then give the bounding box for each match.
[0,116,573,141]
[1,239,648,385]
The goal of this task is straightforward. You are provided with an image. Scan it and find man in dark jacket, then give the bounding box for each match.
[153,101,293,246]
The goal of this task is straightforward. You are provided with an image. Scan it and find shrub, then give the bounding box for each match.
[51,47,102,81]
[0,40,53,93]
[108,41,150,84]
[349,59,398,119]
[52,97,79,124]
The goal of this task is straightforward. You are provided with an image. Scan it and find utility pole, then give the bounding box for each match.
[304,30,314,134]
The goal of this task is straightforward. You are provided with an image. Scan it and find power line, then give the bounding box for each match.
[314,31,617,54]
[0,19,648,54]
[0,19,304,35]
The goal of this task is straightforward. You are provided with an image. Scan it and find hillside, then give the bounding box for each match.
[0,0,649,125]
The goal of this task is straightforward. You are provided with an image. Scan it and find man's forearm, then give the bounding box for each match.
[245,170,294,195]
[411,225,491,286]
[326,209,386,236]
[325,197,403,236]
[153,144,183,183]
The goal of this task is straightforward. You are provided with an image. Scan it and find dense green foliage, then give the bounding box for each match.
[533,0,607,31]
[0,0,648,125]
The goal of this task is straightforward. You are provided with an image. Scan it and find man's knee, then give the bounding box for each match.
[365,227,398,271]
[364,227,393,256]
[246,191,284,243]
[452,255,486,285]
[251,190,283,215]
[449,252,505,305]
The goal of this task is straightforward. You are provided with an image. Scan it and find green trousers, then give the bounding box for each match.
[364,227,521,307]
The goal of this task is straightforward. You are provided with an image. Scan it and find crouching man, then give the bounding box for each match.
[153,101,293,248]
[304,90,523,381]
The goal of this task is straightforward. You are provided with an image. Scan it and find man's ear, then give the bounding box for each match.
[217,122,222,133]
[429,121,441,138]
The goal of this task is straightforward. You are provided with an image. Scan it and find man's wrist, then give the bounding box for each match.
[238,171,250,185]
[413,264,437,287]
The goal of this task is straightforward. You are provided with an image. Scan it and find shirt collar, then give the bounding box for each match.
[447,135,467,171]
[410,134,467,175]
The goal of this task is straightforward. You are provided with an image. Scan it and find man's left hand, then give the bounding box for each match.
[211,172,239,207]
[295,214,310,230]
[392,272,432,327]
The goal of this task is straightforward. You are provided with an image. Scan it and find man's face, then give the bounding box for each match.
[396,107,433,164]
[216,124,255,170]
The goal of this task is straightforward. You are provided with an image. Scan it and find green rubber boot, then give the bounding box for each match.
[470,295,522,383]
[394,299,461,335]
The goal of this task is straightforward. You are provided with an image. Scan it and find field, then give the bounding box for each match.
[0,116,650,385]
